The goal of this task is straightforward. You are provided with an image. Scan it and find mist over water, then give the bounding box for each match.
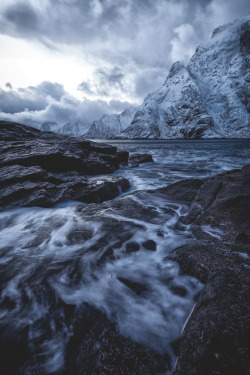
[0,139,250,374]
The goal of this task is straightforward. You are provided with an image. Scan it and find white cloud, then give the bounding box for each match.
[0,81,132,130]
[0,0,249,116]
[91,0,103,18]
[170,24,200,63]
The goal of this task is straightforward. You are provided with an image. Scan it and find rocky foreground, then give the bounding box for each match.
[0,120,131,210]
[0,121,249,374]
[154,166,250,374]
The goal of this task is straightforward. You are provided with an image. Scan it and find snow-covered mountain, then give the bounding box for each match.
[84,106,137,139]
[40,121,89,137]
[86,17,250,139]
[123,61,216,139]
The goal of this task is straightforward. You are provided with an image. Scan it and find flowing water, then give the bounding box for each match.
[0,140,250,374]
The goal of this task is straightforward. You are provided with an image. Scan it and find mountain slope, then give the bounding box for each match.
[84,106,137,139]
[87,17,249,139]
[121,17,249,139]
[187,18,250,137]
[123,62,215,139]
[40,121,89,137]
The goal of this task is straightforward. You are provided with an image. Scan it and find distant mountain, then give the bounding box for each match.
[87,17,250,139]
[40,121,89,137]
[84,106,137,139]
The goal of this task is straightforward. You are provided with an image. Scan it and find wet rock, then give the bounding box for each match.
[125,241,140,253]
[171,285,187,297]
[183,166,250,240]
[172,241,250,284]
[0,173,130,210]
[142,239,157,251]
[0,121,130,210]
[88,141,117,155]
[172,164,250,374]
[117,277,148,295]
[66,303,169,375]
[173,269,250,375]
[152,178,203,204]
[128,153,153,167]
[117,150,129,164]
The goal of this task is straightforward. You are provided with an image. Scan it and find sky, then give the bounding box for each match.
[0,0,249,130]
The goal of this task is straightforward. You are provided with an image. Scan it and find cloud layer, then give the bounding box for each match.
[0,81,131,130]
[0,0,249,127]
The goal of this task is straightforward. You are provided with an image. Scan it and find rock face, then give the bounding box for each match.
[89,17,249,139]
[84,106,137,139]
[123,61,215,139]
[40,120,89,137]
[167,165,250,374]
[0,121,130,210]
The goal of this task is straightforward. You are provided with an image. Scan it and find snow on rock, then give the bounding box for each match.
[87,17,249,140]
[40,121,89,137]
[187,17,250,138]
[121,17,250,139]
[123,62,215,139]
[41,17,249,140]
[84,106,137,139]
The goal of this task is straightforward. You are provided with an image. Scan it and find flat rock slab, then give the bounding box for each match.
[0,121,130,210]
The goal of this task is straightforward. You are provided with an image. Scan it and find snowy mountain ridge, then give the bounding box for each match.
[84,106,137,139]
[40,120,89,137]
[86,16,250,139]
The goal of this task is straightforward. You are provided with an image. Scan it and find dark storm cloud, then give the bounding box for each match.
[77,82,94,96]
[78,66,127,97]
[4,2,39,36]
[0,0,249,105]
[1,0,249,52]
[96,67,125,90]
[5,82,12,89]
[0,0,212,46]
[0,82,65,113]
[0,81,132,129]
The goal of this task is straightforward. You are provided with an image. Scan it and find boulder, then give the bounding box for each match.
[128,153,153,167]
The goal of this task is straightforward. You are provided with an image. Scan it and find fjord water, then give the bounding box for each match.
[0,139,250,374]
[110,139,250,191]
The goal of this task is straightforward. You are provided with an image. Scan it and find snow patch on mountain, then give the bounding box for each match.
[84,106,137,139]
[40,121,89,137]
[123,61,215,139]
[121,17,250,139]
[86,17,249,139]
[187,17,250,138]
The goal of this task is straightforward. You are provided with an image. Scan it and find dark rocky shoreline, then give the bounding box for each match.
[0,121,249,375]
[0,121,131,210]
[152,168,250,374]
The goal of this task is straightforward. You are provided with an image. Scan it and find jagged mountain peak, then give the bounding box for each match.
[40,120,89,137]
[84,106,137,139]
[166,61,186,80]
[85,16,249,140]
[120,16,249,139]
